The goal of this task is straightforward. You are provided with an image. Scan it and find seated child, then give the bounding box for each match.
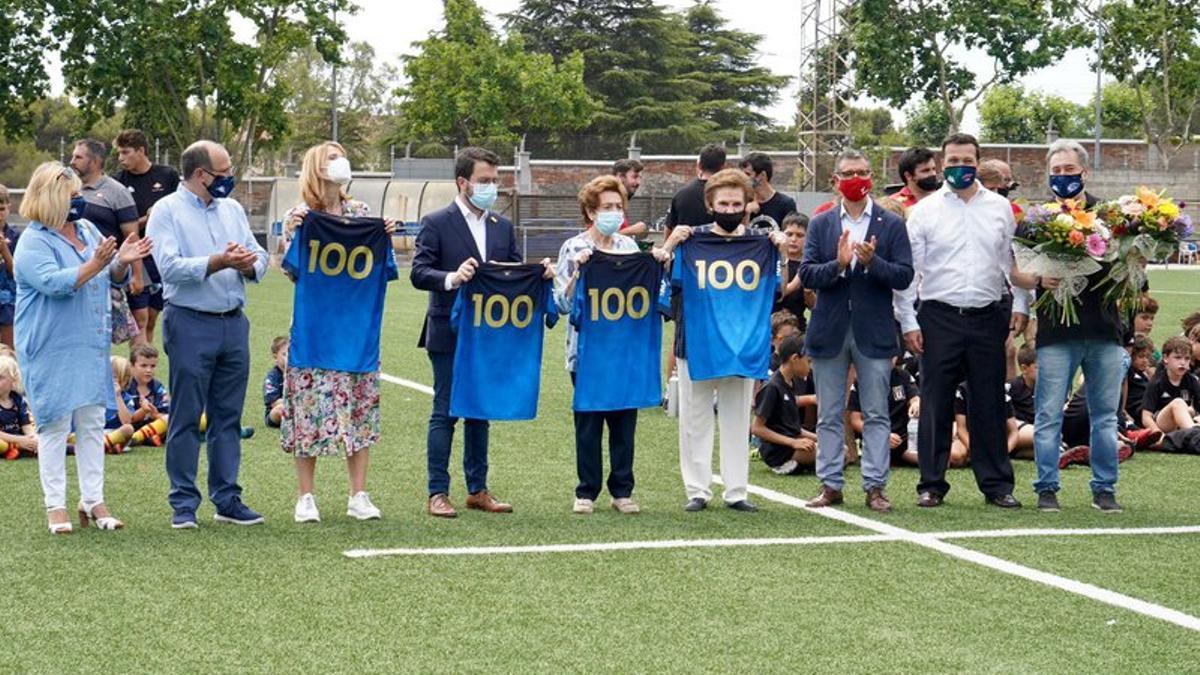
[1058,383,1135,468]
[949,382,974,468]
[104,356,137,453]
[264,336,287,428]
[1005,344,1036,458]
[751,335,817,475]
[1120,336,1163,449]
[849,357,919,467]
[1141,336,1200,435]
[1132,295,1158,338]
[122,344,170,447]
[0,355,36,460]
[767,310,801,375]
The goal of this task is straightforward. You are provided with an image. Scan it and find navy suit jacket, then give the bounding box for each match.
[799,204,914,360]
[410,201,522,352]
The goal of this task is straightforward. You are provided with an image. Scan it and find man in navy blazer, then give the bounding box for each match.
[410,147,525,518]
[800,149,914,513]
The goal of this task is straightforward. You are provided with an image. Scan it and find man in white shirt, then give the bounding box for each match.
[894,133,1037,509]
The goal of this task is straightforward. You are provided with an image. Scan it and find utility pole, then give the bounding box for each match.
[1094,0,1104,172]
[330,6,339,143]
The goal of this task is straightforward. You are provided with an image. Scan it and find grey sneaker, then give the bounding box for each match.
[1037,491,1060,512]
[1092,492,1123,513]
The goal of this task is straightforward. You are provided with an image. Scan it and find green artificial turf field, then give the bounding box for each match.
[2,268,1199,673]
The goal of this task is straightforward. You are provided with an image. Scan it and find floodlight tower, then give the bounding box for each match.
[797,0,856,190]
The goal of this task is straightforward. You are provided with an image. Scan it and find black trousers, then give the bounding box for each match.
[916,301,1014,498]
[570,373,637,500]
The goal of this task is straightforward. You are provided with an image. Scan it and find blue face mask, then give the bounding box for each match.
[595,211,624,236]
[1049,174,1084,200]
[206,173,236,199]
[67,195,87,221]
[469,183,498,211]
[943,165,977,191]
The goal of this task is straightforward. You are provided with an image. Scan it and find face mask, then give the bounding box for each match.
[326,157,352,185]
[67,195,87,221]
[595,211,624,236]
[915,175,943,193]
[837,175,873,202]
[468,182,497,211]
[995,186,1012,198]
[713,211,744,232]
[943,166,977,191]
[206,173,236,199]
[1049,174,1084,199]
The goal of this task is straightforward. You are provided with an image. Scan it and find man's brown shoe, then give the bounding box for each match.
[806,485,844,508]
[465,490,513,513]
[428,493,457,518]
[866,488,892,513]
[916,491,943,508]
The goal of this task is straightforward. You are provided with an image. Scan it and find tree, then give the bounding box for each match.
[979,85,1089,143]
[276,41,400,170]
[396,0,594,152]
[850,0,1088,133]
[849,106,902,148]
[43,0,351,171]
[0,3,50,138]
[1093,0,1200,168]
[1090,82,1146,139]
[678,1,790,133]
[905,99,951,147]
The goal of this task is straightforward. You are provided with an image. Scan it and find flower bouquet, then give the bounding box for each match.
[1014,198,1114,326]
[1094,187,1193,313]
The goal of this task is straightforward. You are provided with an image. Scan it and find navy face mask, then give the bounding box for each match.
[68,195,87,221]
[205,171,236,199]
[1049,174,1084,200]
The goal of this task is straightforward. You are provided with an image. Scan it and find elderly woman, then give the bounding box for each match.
[15,162,152,534]
[553,175,668,515]
[281,141,395,524]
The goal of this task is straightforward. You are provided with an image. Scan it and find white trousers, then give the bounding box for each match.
[677,358,753,503]
[37,405,106,510]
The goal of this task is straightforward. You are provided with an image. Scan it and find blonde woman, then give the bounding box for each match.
[281,141,392,523]
[15,162,153,533]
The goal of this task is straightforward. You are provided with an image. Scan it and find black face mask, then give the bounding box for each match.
[995,186,1012,198]
[915,175,943,193]
[713,211,745,232]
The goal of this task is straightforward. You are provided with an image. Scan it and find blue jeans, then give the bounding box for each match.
[427,350,489,497]
[811,332,893,492]
[1033,340,1126,495]
[162,306,250,514]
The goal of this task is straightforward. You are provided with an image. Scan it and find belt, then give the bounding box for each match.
[923,299,1002,316]
[168,303,242,318]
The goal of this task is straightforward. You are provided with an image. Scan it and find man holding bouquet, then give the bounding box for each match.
[1031,139,1126,513]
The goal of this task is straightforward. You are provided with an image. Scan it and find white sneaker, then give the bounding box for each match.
[611,497,641,514]
[573,498,594,514]
[294,493,320,523]
[347,492,382,520]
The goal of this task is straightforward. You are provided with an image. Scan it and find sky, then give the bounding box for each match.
[48,0,1103,136]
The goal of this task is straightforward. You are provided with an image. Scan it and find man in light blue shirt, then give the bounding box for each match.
[146,140,267,529]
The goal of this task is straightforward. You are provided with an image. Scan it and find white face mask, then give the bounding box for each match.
[326,156,352,185]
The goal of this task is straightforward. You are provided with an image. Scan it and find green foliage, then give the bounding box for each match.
[503,0,788,155]
[33,0,351,170]
[905,99,951,147]
[850,0,1088,133]
[0,3,50,138]
[1096,0,1200,168]
[0,140,53,188]
[979,84,1089,143]
[1091,82,1146,139]
[849,106,899,148]
[396,0,595,150]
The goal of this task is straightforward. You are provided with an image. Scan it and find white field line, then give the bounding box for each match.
[376,372,1200,632]
[344,534,897,559]
[1147,290,1200,296]
[931,525,1200,540]
[729,479,1200,633]
[380,372,434,396]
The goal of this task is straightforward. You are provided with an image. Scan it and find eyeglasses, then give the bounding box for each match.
[837,170,872,179]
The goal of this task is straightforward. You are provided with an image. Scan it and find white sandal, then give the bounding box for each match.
[78,501,124,531]
[47,508,73,535]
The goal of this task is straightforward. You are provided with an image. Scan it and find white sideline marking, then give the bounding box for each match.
[380,372,434,396]
[932,525,1200,540]
[344,534,897,559]
[730,480,1200,633]
[1150,290,1200,296]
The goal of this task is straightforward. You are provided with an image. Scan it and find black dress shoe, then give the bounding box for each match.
[986,493,1022,509]
[683,497,708,512]
[916,491,943,508]
[725,499,758,513]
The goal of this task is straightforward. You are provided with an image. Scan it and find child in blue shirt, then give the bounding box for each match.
[0,355,36,460]
[122,344,170,446]
[264,336,287,428]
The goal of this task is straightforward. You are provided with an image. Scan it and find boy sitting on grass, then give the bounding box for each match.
[752,335,817,475]
[1141,336,1200,436]
[0,355,36,460]
[122,344,170,446]
[264,336,287,428]
[849,357,919,467]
